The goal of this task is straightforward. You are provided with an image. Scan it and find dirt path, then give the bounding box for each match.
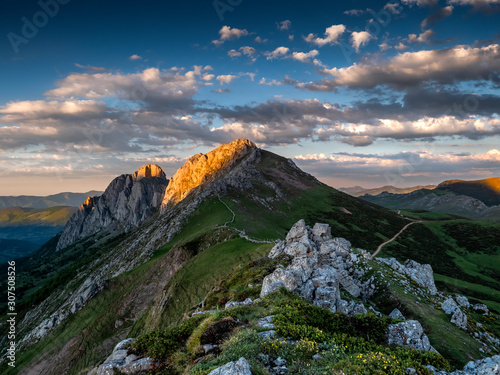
[373,220,422,257]
[216,197,276,244]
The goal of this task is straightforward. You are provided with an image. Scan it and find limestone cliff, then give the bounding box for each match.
[56,164,168,250]
[161,139,257,209]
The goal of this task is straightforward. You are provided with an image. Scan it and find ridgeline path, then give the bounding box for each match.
[373,220,422,257]
[216,196,276,244]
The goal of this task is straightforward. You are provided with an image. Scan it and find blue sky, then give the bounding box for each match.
[1,0,500,194]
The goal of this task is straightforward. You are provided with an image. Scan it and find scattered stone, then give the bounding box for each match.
[203,344,218,354]
[258,330,277,340]
[387,320,433,351]
[404,259,438,295]
[274,357,287,367]
[389,308,405,320]
[451,308,468,330]
[312,354,322,360]
[405,369,417,375]
[455,295,470,308]
[256,316,275,329]
[441,298,459,315]
[208,357,252,375]
[95,338,155,375]
[225,298,252,309]
[472,303,489,315]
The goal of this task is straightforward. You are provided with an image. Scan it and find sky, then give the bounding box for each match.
[0,0,500,195]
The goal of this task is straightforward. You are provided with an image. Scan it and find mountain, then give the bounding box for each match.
[340,184,437,197]
[1,139,499,374]
[360,178,500,222]
[435,178,500,206]
[0,206,76,226]
[56,164,168,250]
[0,191,103,209]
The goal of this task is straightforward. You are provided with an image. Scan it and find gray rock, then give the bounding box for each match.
[462,354,500,375]
[387,320,432,351]
[451,308,468,330]
[286,219,308,243]
[258,330,277,340]
[389,308,405,320]
[312,354,322,360]
[473,303,489,314]
[406,369,417,375]
[208,357,252,375]
[203,344,218,354]
[312,223,332,242]
[455,295,470,308]
[442,298,459,314]
[256,316,275,330]
[404,259,438,295]
[260,268,299,297]
[225,298,252,309]
[274,357,287,366]
[96,338,155,375]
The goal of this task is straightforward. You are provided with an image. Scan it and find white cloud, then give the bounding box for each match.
[379,42,391,51]
[46,67,201,102]
[448,0,500,5]
[129,54,142,61]
[350,31,375,53]
[216,74,237,85]
[265,46,290,60]
[395,42,408,50]
[212,26,249,45]
[254,36,268,43]
[239,46,256,56]
[291,50,319,63]
[259,78,283,86]
[402,0,439,6]
[228,49,242,57]
[408,29,435,43]
[202,73,214,81]
[304,25,346,46]
[278,20,291,31]
[319,44,500,90]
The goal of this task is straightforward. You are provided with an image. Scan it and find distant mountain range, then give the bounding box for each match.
[339,184,437,197]
[0,191,103,209]
[358,178,500,222]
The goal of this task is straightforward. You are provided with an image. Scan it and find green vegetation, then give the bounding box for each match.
[0,206,76,226]
[132,288,449,375]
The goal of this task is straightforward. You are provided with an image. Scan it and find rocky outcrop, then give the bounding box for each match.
[387,320,434,352]
[57,164,168,250]
[208,357,252,375]
[427,355,500,375]
[441,297,468,329]
[161,139,257,209]
[89,338,155,375]
[261,220,374,314]
[378,257,438,295]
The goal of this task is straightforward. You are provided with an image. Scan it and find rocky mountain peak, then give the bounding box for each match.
[161,139,257,208]
[56,167,169,251]
[132,164,166,180]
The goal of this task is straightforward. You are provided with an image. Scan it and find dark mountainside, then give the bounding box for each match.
[0,139,498,375]
[360,178,500,222]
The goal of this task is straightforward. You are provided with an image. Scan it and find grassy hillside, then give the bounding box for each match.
[378,219,500,314]
[0,191,102,209]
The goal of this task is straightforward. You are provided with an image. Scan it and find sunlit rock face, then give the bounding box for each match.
[56,164,168,250]
[161,139,257,209]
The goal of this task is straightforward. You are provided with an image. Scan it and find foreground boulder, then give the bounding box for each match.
[378,257,438,295]
[427,354,500,374]
[208,357,252,375]
[261,220,373,314]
